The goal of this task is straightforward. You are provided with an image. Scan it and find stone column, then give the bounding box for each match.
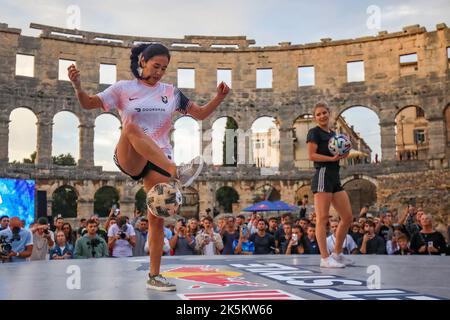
[0,113,10,164]
[78,118,95,167]
[77,199,94,219]
[36,113,53,165]
[278,120,295,171]
[427,117,446,168]
[379,121,396,161]
[200,120,213,166]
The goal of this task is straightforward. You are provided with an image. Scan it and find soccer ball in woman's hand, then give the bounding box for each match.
[146,182,183,217]
[328,134,352,156]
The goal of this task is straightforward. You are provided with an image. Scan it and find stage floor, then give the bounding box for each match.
[0,255,449,300]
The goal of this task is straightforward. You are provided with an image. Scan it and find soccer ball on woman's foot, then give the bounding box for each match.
[146,182,183,217]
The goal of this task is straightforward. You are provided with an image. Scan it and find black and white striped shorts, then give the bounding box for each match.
[311,167,344,194]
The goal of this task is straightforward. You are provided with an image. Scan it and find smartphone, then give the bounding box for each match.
[428,241,433,247]
[114,208,120,216]
[292,233,298,245]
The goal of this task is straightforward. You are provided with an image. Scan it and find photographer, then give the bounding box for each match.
[195,216,223,255]
[108,216,136,258]
[49,230,73,260]
[410,214,446,255]
[30,217,55,261]
[74,219,109,259]
[357,220,386,254]
[169,219,196,255]
[0,217,33,262]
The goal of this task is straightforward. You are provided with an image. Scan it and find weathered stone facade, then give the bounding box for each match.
[0,22,449,223]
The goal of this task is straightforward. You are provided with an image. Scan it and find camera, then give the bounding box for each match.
[118,224,128,239]
[0,235,12,257]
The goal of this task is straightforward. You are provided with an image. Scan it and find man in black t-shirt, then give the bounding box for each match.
[357,220,386,254]
[249,219,275,254]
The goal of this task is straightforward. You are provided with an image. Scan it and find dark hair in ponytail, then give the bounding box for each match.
[130,43,171,79]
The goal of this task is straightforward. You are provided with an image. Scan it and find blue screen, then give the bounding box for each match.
[0,178,35,227]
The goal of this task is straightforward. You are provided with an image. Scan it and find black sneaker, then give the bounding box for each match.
[146,274,176,291]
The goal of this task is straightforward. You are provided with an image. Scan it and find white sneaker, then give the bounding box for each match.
[177,155,204,187]
[332,252,355,266]
[320,256,346,268]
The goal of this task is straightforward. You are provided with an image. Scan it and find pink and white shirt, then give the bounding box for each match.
[97,79,191,158]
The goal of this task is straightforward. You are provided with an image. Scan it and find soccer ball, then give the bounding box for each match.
[328,134,352,156]
[146,182,183,218]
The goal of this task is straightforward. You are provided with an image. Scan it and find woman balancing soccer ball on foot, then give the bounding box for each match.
[306,102,354,268]
[68,44,229,291]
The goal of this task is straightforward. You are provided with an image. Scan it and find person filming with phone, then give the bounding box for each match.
[410,214,446,255]
[195,216,223,255]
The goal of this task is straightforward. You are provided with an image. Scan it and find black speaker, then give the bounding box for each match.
[36,190,47,219]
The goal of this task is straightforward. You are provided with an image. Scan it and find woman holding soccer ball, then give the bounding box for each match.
[68,44,229,291]
[306,102,354,268]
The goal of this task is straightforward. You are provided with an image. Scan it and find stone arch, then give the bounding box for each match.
[8,107,38,163]
[335,105,380,163]
[51,185,78,218]
[253,184,281,202]
[94,113,121,171]
[251,116,280,168]
[215,186,240,214]
[394,105,429,161]
[342,176,378,216]
[173,116,201,165]
[211,116,239,166]
[52,110,81,161]
[295,185,314,206]
[93,186,120,217]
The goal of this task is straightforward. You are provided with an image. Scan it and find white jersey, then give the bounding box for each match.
[97,79,191,157]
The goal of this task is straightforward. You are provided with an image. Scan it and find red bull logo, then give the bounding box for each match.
[162,265,266,289]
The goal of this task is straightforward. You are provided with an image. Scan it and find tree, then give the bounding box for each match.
[216,187,239,213]
[222,117,238,166]
[94,186,119,217]
[135,188,147,213]
[52,186,78,218]
[23,151,37,164]
[52,153,76,166]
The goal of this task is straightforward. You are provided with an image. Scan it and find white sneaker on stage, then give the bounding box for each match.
[320,256,346,268]
[332,252,355,266]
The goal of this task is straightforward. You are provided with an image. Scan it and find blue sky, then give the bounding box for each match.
[3,0,449,167]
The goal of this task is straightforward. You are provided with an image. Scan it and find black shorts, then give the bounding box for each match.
[113,149,172,181]
[311,167,344,194]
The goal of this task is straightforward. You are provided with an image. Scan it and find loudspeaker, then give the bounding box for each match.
[36,190,47,218]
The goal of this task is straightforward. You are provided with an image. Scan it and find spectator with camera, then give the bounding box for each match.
[0,217,33,262]
[30,217,55,261]
[195,216,223,255]
[285,225,309,255]
[49,230,73,260]
[0,215,9,231]
[275,213,293,251]
[74,219,109,258]
[221,215,240,255]
[170,219,196,255]
[233,223,254,255]
[306,224,320,254]
[399,204,421,237]
[108,216,136,258]
[248,219,275,254]
[357,220,386,254]
[133,218,148,257]
[410,214,447,255]
[214,216,226,234]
